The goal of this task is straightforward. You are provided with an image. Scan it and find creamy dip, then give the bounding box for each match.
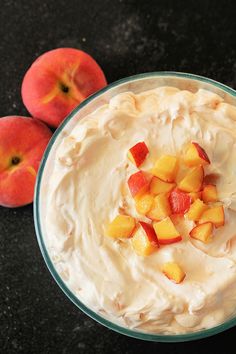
[43,87,236,334]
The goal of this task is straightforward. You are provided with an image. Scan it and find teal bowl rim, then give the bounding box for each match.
[34,71,236,342]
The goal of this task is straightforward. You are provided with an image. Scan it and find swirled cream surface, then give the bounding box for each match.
[43,87,236,334]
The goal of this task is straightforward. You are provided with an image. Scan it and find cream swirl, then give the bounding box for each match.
[43,87,236,334]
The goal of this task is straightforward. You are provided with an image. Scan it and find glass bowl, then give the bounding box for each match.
[34,72,236,342]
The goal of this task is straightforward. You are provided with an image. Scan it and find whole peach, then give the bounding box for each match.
[0,116,52,207]
[21,48,107,128]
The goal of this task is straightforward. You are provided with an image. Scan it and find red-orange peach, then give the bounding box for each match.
[21,48,107,127]
[0,116,52,207]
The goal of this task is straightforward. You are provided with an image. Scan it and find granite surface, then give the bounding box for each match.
[0,0,236,353]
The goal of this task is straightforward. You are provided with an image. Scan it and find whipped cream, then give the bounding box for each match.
[43,86,236,334]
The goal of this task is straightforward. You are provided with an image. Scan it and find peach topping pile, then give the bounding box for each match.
[106,141,225,284]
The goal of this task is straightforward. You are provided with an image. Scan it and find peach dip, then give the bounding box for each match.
[44,87,236,334]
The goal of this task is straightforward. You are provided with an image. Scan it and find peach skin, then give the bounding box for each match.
[169,188,191,214]
[127,142,149,167]
[128,171,150,198]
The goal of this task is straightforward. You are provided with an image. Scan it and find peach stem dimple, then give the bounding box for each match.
[60,82,70,93]
[11,156,21,165]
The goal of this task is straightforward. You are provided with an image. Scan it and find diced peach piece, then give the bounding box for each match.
[162,262,186,283]
[128,171,150,198]
[127,142,149,167]
[189,191,202,203]
[184,142,210,167]
[106,215,136,238]
[189,222,213,243]
[202,184,218,203]
[135,193,154,215]
[199,205,225,228]
[150,176,176,195]
[153,217,182,244]
[178,166,204,193]
[131,221,159,256]
[187,199,208,221]
[169,189,191,214]
[152,155,178,182]
[147,193,171,221]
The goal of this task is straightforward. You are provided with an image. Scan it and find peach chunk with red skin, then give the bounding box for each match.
[106,215,136,238]
[128,171,150,198]
[190,222,213,243]
[169,188,191,214]
[21,48,107,127]
[153,217,182,245]
[178,165,204,193]
[152,155,178,182]
[128,142,149,167]
[132,221,159,256]
[184,142,210,167]
[0,116,52,207]
[162,262,186,284]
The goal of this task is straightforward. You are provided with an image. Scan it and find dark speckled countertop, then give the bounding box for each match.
[0,0,236,353]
